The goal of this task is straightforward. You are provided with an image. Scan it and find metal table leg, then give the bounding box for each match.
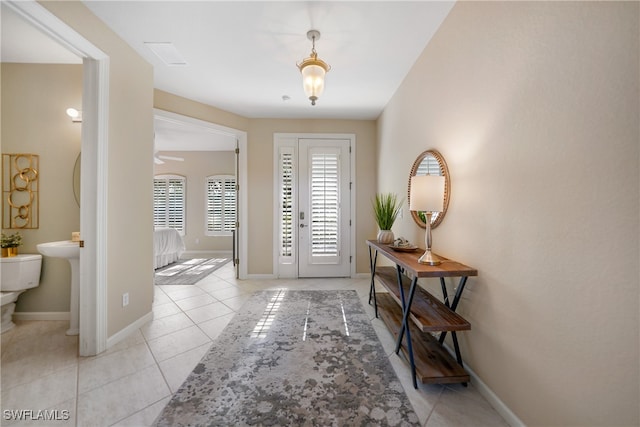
[393,264,419,389]
[368,247,378,318]
[438,276,469,364]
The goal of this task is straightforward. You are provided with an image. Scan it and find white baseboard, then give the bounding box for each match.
[182,250,232,259]
[106,311,153,349]
[442,343,525,427]
[13,312,70,321]
[245,274,276,280]
[354,272,370,279]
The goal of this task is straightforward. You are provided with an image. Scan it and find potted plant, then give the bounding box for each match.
[1,231,23,257]
[372,193,402,244]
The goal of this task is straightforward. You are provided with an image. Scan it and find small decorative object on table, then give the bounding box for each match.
[1,231,23,257]
[373,193,402,244]
[389,237,418,252]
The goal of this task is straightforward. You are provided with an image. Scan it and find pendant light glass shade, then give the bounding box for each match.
[297,30,330,106]
[300,61,327,105]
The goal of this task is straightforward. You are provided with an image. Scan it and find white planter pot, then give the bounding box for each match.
[377,230,394,244]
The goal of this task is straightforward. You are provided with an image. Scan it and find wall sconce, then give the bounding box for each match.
[409,175,445,265]
[66,108,82,123]
[297,30,331,106]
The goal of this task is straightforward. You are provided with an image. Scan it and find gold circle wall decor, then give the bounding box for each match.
[2,153,39,229]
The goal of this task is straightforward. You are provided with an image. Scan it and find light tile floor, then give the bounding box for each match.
[1,262,509,426]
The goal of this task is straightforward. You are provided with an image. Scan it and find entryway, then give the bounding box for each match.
[274,134,355,278]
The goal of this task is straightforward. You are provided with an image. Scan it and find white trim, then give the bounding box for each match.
[6,0,110,357]
[246,274,277,280]
[442,343,525,427]
[354,272,370,280]
[106,311,153,349]
[3,1,106,60]
[182,250,233,258]
[273,133,357,279]
[13,312,70,321]
[464,363,525,427]
[153,109,248,280]
[89,57,109,357]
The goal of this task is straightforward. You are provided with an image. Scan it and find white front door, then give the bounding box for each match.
[297,138,351,277]
[274,135,352,278]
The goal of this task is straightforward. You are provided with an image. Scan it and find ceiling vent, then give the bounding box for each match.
[144,42,188,66]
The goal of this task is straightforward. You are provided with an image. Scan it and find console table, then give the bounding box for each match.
[367,239,477,388]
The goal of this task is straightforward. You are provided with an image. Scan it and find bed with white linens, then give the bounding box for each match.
[154,228,185,269]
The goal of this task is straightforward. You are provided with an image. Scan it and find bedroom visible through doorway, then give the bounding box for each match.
[153,110,248,279]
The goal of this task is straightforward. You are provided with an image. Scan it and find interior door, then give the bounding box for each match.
[297,138,351,277]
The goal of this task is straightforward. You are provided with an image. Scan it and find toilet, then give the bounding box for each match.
[1,254,42,333]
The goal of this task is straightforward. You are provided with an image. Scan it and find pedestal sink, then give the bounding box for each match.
[37,241,80,336]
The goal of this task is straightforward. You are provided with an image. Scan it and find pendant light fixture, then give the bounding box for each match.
[297,30,331,106]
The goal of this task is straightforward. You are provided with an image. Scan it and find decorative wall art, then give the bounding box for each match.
[2,153,39,229]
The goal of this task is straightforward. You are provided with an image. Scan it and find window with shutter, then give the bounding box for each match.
[206,175,236,236]
[310,151,339,258]
[278,148,295,262]
[153,175,186,234]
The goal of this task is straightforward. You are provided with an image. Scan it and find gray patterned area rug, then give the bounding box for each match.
[154,290,419,426]
[154,258,231,286]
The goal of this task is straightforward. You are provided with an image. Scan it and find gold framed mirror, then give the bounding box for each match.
[73,153,80,207]
[407,149,450,229]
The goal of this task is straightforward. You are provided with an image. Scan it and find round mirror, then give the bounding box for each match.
[73,153,80,207]
[407,149,450,229]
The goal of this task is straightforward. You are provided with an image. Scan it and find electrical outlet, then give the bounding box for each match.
[122,292,129,307]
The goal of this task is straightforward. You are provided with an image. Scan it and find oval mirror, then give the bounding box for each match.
[407,149,450,229]
[73,153,80,207]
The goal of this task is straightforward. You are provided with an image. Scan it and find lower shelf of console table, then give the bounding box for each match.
[376,293,470,385]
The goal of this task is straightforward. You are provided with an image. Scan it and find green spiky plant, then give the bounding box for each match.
[372,193,402,230]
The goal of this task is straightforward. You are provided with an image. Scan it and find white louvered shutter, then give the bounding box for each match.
[154,175,186,234]
[309,150,340,262]
[206,175,236,235]
[279,147,295,262]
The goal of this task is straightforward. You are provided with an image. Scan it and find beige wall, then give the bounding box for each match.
[154,150,235,252]
[155,91,378,275]
[377,2,639,426]
[41,1,155,337]
[1,64,82,313]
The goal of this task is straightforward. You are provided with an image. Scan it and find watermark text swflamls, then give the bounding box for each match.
[3,409,70,421]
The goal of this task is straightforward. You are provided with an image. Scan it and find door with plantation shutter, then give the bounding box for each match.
[298,139,350,277]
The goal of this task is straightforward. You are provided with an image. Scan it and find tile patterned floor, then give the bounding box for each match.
[1,263,509,426]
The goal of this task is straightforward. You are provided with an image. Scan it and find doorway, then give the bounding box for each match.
[274,134,355,278]
[5,1,109,356]
[154,110,248,279]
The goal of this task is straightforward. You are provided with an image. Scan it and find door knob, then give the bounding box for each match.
[300,224,307,228]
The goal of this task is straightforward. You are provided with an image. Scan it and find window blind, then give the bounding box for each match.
[206,175,236,235]
[310,152,339,257]
[153,175,186,233]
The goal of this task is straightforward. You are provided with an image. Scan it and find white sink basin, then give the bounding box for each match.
[36,240,79,259]
[37,240,80,335]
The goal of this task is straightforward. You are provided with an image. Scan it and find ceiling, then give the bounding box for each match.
[1,1,454,148]
[82,1,454,120]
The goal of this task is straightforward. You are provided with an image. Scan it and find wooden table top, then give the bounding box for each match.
[367,239,477,278]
